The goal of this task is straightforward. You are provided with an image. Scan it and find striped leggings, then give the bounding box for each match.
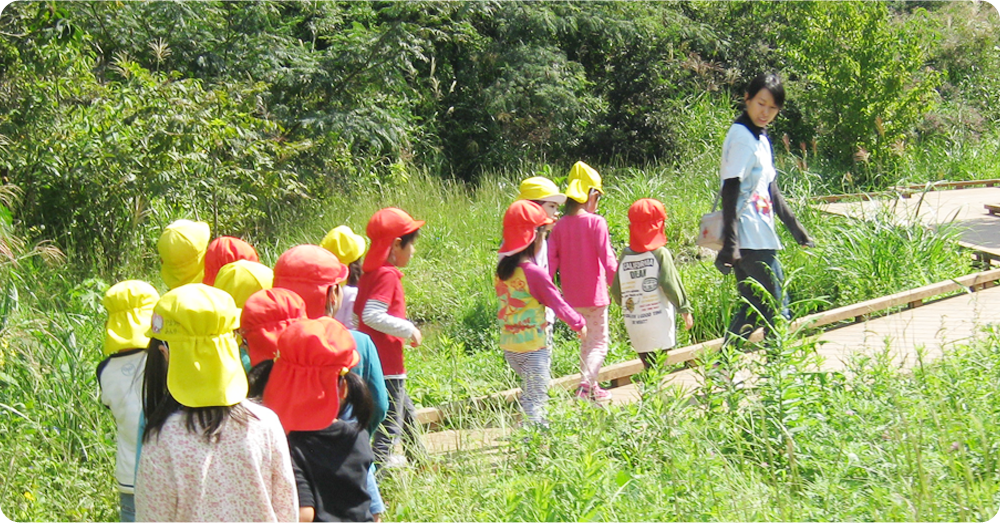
[504,347,552,425]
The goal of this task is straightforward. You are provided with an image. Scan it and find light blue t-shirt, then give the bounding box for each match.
[719,123,782,251]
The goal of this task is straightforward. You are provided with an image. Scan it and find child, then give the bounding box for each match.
[98,280,159,522]
[240,287,309,399]
[213,259,274,309]
[157,220,211,289]
[547,162,618,401]
[271,244,389,517]
[320,225,368,329]
[611,199,694,369]
[135,284,297,522]
[263,317,376,522]
[203,236,259,286]
[354,207,425,467]
[496,200,587,425]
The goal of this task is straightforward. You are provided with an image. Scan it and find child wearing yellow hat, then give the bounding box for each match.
[157,220,211,289]
[548,162,619,402]
[98,280,159,522]
[320,225,368,329]
[611,199,694,369]
[134,284,297,522]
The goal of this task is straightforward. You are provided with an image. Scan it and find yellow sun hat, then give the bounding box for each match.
[147,284,247,408]
[157,220,211,289]
[213,260,274,309]
[102,280,160,356]
[564,161,604,204]
[320,225,368,265]
[516,177,567,205]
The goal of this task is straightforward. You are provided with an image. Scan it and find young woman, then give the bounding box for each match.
[714,72,814,344]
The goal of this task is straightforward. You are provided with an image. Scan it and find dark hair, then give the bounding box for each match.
[347,259,362,286]
[399,229,420,248]
[246,359,274,401]
[142,338,169,426]
[142,338,258,444]
[495,229,541,281]
[746,72,785,108]
[339,371,374,432]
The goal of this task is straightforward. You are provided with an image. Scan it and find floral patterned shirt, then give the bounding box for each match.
[135,400,298,522]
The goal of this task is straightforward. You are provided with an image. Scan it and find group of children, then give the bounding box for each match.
[97,167,697,520]
[495,161,694,426]
[98,209,425,521]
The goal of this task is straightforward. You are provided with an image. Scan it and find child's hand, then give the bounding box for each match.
[577,325,588,342]
[410,328,423,347]
[681,312,694,331]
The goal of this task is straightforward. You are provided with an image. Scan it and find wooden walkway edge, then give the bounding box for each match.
[414,267,1000,429]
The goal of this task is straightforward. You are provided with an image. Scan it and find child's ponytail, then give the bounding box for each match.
[340,371,374,433]
[496,238,539,281]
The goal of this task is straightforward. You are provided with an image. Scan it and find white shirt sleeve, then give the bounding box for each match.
[720,127,756,181]
[361,299,416,339]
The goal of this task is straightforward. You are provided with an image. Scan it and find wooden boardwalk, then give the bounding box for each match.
[417,185,1000,457]
[421,285,1000,455]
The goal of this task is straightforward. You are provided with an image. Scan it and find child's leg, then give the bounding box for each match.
[504,347,552,425]
[373,378,405,465]
[119,492,135,522]
[398,383,426,460]
[639,351,656,369]
[575,305,610,389]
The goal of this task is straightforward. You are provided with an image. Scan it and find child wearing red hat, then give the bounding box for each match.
[497,200,587,425]
[354,207,426,467]
[203,236,260,286]
[611,199,694,369]
[263,317,376,522]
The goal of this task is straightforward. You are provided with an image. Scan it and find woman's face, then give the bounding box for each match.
[745,88,781,128]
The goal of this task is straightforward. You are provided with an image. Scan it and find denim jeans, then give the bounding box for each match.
[120,492,135,522]
[726,249,789,344]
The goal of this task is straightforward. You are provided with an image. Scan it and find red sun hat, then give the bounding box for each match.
[203,236,260,286]
[262,317,360,433]
[362,208,425,272]
[499,200,554,258]
[272,245,349,319]
[240,288,308,367]
[628,198,668,253]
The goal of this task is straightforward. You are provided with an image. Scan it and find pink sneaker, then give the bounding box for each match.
[591,386,612,402]
[575,384,591,400]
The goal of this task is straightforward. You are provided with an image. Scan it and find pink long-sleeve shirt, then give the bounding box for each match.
[547,212,618,308]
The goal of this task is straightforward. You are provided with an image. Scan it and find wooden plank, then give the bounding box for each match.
[985,204,1000,216]
[895,179,1000,191]
[417,267,1000,428]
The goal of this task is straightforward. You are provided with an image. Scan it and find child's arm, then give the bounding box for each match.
[360,299,418,342]
[522,263,585,332]
[596,217,618,286]
[609,251,626,306]
[546,228,560,281]
[270,421,300,523]
[654,247,693,317]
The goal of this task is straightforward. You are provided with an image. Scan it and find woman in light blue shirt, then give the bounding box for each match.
[714,73,814,346]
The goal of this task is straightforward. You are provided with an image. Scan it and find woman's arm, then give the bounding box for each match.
[769,182,814,247]
[714,178,742,274]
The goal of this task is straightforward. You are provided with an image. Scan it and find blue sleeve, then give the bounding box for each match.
[351,331,388,433]
[367,462,385,515]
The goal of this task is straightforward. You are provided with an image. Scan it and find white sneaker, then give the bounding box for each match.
[383,454,408,468]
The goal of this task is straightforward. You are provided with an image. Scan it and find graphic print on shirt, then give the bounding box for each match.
[495,267,547,353]
[617,250,677,353]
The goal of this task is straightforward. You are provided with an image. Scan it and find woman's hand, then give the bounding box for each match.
[714,246,740,275]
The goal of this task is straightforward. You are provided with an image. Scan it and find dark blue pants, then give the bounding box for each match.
[726,249,789,343]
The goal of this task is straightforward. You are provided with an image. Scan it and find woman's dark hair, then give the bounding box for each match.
[746,72,785,108]
[496,228,542,281]
[246,359,274,401]
[339,371,374,432]
[347,260,363,286]
[399,229,420,248]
